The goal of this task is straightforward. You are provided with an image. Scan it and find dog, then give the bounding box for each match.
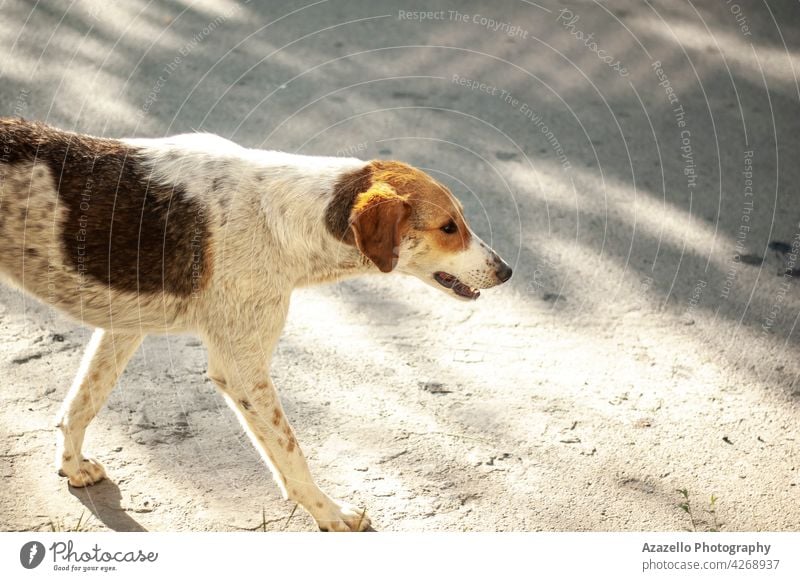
[0,118,512,531]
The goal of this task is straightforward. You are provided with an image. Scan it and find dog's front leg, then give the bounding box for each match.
[203,332,370,532]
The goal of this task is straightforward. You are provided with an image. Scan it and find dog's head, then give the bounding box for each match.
[330,160,512,300]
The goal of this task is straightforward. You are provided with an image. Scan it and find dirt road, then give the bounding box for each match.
[1,0,798,531]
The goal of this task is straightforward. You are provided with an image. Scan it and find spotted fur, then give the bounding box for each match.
[0,118,511,532]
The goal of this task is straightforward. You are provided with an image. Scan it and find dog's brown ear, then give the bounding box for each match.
[350,184,411,273]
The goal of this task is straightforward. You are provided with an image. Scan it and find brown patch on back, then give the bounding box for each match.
[0,118,211,297]
[271,407,282,426]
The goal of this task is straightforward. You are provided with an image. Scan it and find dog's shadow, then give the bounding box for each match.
[69,478,378,532]
[68,480,147,532]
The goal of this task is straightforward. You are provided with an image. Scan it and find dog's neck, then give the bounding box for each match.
[249,152,375,287]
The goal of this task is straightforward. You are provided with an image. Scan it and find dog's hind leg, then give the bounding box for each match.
[55,328,143,487]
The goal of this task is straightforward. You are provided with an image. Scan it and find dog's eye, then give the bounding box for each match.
[440,220,457,234]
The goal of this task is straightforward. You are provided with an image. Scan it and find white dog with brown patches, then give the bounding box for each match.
[0,118,512,531]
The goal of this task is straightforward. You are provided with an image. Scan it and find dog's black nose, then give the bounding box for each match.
[496,263,513,283]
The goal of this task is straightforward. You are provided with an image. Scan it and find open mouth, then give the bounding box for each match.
[434,271,480,300]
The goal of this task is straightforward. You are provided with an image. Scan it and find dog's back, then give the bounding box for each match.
[0,118,211,330]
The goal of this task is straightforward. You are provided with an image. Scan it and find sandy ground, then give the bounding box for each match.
[0,0,798,532]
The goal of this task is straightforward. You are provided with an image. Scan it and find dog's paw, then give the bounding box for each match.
[315,501,371,532]
[58,458,107,487]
